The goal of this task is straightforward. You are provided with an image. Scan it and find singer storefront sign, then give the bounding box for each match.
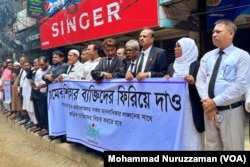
[40,0,158,50]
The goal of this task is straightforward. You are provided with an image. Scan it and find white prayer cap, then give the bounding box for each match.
[69,49,80,57]
[13,61,21,66]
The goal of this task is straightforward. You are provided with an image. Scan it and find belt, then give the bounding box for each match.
[217,101,243,111]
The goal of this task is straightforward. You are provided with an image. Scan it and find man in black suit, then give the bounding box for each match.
[136,28,169,80]
[91,38,126,81]
[124,39,140,80]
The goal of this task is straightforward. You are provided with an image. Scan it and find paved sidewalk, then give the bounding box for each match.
[0,112,104,167]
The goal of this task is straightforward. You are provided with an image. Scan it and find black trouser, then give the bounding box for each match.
[33,98,41,126]
[33,93,48,129]
[39,93,49,130]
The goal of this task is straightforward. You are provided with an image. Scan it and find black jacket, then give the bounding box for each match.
[167,61,205,133]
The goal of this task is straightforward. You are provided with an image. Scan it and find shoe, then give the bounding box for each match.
[24,121,32,127]
[20,119,29,125]
[48,136,59,140]
[32,127,42,133]
[60,135,67,143]
[29,124,38,131]
[9,113,17,120]
[37,129,46,135]
[5,112,13,117]
[25,123,34,129]
[39,129,49,137]
[18,119,26,124]
[3,109,10,114]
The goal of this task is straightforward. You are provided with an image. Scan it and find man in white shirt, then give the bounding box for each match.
[82,42,101,80]
[55,49,84,81]
[30,56,51,136]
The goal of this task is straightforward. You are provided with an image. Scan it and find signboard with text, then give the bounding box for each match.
[206,0,250,29]
[40,0,158,50]
[27,0,45,18]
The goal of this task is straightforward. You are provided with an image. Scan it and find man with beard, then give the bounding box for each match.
[9,62,23,120]
[30,56,51,136]
[55,49,83,81]
[42,50,68,84]
[42,50,68,140]
[20,61,37,126]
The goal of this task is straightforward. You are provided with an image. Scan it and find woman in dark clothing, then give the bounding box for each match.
[164,37,205,150]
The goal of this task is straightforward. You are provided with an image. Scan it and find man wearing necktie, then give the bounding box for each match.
[91,38,127,82]
[196,19,250,150]
[55,49,84,81]
[124,39,140,80]
[136,28,169,81]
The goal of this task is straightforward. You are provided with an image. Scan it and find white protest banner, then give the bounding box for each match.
[3,80,11,104]
[48,78,186,151]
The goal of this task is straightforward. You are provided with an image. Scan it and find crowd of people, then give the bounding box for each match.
[0,19,249,151]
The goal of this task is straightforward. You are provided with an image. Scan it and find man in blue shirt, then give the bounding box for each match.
[196,19,250,150]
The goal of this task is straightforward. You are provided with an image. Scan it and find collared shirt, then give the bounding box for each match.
[137,46,152,73]
[62,61,84,79]
[35,66,51,93]
[1,68,12,89]
[136,45,152,77]
[127,60,137,73]
[82,57,101,80]
[196,44,250,106]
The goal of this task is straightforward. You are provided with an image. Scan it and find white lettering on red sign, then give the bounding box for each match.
[51,2,121,37]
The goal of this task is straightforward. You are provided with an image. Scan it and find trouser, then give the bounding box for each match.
[37,93,48,130]
[3,102,10,111]
[205,105,245,150]
[33,98,42,126]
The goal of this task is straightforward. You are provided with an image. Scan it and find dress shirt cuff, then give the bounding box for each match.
[213,95,224,106]
[62,74,69,79]
[148,72,151,78]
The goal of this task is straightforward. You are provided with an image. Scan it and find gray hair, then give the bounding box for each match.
[125,39,140,51]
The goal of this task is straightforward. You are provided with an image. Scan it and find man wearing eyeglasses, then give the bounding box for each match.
[125,39,140,80]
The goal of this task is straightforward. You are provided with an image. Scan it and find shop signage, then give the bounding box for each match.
[40,0,158,50]
[206,0,250,29]
[159,0,199,30]
[27,0,45,18]
[159,0,172,5]
[45,0,67,17]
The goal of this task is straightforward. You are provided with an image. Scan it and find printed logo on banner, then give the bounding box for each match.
[85,123,100,141]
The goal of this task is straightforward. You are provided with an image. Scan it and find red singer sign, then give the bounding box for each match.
[40,0,159,50]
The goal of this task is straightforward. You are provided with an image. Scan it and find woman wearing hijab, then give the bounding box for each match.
[165,37,205,150]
